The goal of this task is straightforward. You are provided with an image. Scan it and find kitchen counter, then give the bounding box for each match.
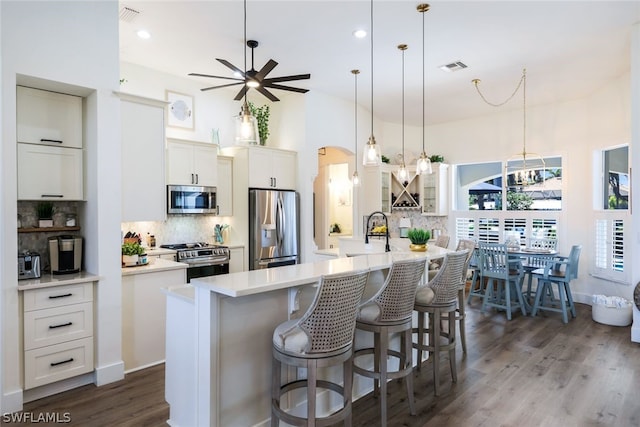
[17,271,100,291]
[168,246,451,426]
[121,258,186,276]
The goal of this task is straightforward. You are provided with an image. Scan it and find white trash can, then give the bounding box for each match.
[592,294,633,326]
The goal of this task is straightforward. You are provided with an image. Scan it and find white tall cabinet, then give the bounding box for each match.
[17,86,84,200]
[217,156,233,216]
[119,93,167,222]
[166,138,218,187]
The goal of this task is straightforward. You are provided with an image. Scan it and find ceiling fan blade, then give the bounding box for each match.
[256,86,280,102]
[216,58,245,76]
[254,59,278,81]
[263,74,311,83]
[233,85,250,101]
[189,73,244,82]
[201,82,244,92]
[263,83,309,94]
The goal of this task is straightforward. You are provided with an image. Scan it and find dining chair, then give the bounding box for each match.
[353,257,426,427]
[271,269,369,426]
[478,242,526,320]
[530,245,582,323]
[413,249,468,396]
[428,234,451,272]
[521,238,558,301]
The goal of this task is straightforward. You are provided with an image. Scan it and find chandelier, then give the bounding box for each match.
[472,68,545,187]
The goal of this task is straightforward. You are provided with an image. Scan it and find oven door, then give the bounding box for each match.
[186,262,229,283]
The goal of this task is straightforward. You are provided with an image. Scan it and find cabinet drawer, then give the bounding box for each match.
[24,337,94,390]
[23,283,93,312]
[24,302,93,350]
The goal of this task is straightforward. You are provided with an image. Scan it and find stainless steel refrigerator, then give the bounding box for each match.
[249,189,300,270]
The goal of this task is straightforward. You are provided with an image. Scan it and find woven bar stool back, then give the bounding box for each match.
[271,268,370,426]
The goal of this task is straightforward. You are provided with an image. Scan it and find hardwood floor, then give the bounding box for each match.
[5,302,640,426]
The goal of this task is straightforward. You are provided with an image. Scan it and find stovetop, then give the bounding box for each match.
[160,242,230,262]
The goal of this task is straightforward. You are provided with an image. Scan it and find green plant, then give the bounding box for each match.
[381,155,390,164]
[506,191,533,210]
[407,228,431,245]
[122,242,145,256]
[429,154,444,163]
[36,201,54,219]
[248,101,270,145]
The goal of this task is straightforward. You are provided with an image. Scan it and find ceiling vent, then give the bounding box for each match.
[439,61,468,73]
[119,5,141,23]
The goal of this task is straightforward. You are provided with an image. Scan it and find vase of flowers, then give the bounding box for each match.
[407,228,431,252]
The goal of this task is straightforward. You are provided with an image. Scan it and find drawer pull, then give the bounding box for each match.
[49,322,73,329]
[40,138,63,144]
[50,358,74,367]
[49,293,73,299]
[41,194,64,198]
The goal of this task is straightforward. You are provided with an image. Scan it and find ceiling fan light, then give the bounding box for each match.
[246,80,260,88]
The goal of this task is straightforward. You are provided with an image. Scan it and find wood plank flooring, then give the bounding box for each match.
[5,302,640,426]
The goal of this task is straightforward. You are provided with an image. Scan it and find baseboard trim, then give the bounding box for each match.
[95,361,125,386]
[23,373,94,403]
[1,388,24,414]
[124,359,164,375]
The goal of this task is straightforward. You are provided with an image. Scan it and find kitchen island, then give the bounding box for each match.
[165,247,450,427]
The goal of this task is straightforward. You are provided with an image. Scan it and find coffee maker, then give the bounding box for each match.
[48,235,82,274]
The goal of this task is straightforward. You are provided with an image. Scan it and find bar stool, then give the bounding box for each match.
[271,269,370,426]
[413,250,468,396]
[353,258,426,427]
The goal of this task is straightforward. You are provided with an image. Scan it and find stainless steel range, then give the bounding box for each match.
[160,242,230,282]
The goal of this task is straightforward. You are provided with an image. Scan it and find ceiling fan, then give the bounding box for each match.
[189,39,311,102]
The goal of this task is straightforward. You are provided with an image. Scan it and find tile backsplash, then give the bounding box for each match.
[121,215,233,248]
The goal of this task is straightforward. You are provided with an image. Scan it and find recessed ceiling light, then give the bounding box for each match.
[136,29,151,39]
[353,29,367,39]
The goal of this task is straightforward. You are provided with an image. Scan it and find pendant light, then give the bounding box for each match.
[472,68,545,187]
[234,0,259,144]
[416,3,433,175]
[397,44,408,182]
[351,69,361,187]
[362,0,381,166]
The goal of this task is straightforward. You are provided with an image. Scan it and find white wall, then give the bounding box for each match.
[1,1,120,412]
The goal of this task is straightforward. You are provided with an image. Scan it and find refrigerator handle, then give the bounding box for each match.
[277,194,285,244]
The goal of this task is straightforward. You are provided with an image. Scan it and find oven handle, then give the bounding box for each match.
[182,258,229,268]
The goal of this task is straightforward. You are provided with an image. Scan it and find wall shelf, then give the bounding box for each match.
[18,226,81,234]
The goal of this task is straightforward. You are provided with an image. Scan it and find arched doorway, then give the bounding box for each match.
[313,146,355,249]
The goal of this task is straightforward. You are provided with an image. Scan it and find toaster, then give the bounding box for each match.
[18,252,41,280]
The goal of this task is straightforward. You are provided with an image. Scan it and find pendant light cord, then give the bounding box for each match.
[243,0,248,105]
[352,69,359,173]
[421,7,425,153]
[370,0,374,137]
[400,45,406,161]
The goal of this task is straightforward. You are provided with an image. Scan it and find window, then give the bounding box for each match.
[602,146,628,210]
[456,157,562,211]
[593,214,628,284]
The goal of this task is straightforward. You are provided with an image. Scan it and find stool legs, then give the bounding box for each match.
[457,287,467,354]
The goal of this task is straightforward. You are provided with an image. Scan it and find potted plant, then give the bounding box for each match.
[122,242,145,266]
[248,101,270,145]
[36,201,55,228]
[407,228,431,252]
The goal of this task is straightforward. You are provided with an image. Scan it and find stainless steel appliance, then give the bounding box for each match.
[18,251,41,280]
[48,235,82,274]
[167,185,218,215]
[160,242,229,282]
[249,189,300,270]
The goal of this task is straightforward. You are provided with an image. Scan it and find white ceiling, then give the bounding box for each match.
[119,1,640,127]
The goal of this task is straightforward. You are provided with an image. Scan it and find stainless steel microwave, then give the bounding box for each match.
[167,185,218,214]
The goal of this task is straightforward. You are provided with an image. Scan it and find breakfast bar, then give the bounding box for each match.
[164,246,449,427]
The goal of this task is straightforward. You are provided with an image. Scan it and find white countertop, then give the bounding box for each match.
[314,248,340,257]
[162,283,195,303]
[191,246,450,298]
[121,258,187,276]
[18,271,101,290]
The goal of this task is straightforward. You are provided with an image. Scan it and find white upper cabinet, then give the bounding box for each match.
[421,163,449,216]
[119,93,167,222]
[166,139,218,187]
[217,156,233,216]
[17,86,82,149]
[247,147,296,189]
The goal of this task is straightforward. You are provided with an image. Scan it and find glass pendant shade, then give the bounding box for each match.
[352,170,360,187]
[363,136,381,166]
[416,152,432,175]
[235,101,259,145]
[397,162,408,182]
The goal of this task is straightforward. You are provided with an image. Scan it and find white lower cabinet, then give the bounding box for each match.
[22,283,94,389]
[17,143,83,200]
[229,247,244,273]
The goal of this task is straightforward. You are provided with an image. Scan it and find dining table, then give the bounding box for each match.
[508,246,559,310]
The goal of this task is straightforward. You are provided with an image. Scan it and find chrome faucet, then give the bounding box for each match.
[365,211,390,252]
